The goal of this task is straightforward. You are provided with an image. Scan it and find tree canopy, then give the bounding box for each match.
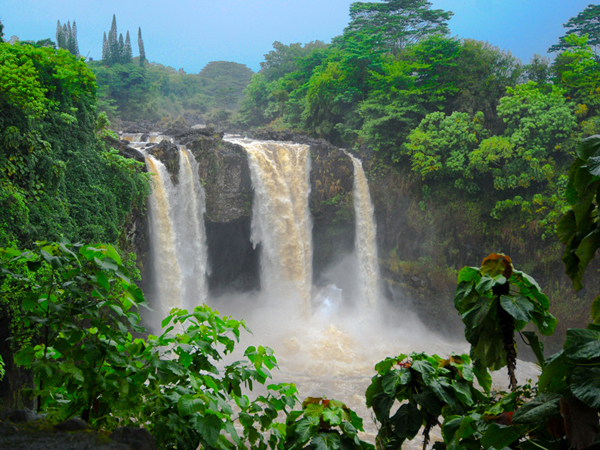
[549,3,600,54]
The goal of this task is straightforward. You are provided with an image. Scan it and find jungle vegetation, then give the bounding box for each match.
[1,2,600,449]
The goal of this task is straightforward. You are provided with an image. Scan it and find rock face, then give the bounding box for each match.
[0,411,156,450]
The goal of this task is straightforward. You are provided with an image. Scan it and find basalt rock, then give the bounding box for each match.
[148,140,180,185]
[0,410,155,450]
[187,136,253,224]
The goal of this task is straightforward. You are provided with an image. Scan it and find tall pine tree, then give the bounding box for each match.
[102,32,108,61]
[55,19,79,56]
[72,21,79,56]
[138,27,146,66]
[108,14,119,64]
[124,30,133,63]
[118,33,125,63]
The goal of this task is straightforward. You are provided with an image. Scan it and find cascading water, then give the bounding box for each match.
[347,153,381,307]
[224,138,313,315]
[141,138,209,321]
[146,155,183,316]
[173,146,209,310]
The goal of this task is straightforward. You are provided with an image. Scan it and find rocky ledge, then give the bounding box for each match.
[0,410,156,450]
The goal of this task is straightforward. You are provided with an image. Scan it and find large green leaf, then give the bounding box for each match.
[539,351,569,392]
[454,281,474,308]
[462,296,493,332]
[311,433,341,450]
[576,135,600,161]
[197,414,223,447]
[293,416,320,445]
[323,407,344,426]
[457,266,480,283]
[473,359,492,392]
[571,367,600,409]
[591,295,600,325]
[429,379,456,408]
[565,328,600,363]
[414,391,442,416]
[481,423,520,449]
[574,228,600,286]
[531,310,558,336]
[475,275,495,294]
[522,331,545,366]
[500,295,534,322]
[178,394,205,416]
[512,393,561,424]
[557,210,577,244]
[411,360,435,384]
[390,403,422,440]
[382,368,411,396]
[371,392,395,423]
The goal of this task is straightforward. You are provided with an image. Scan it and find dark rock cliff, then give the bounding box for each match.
[135,126,357,295]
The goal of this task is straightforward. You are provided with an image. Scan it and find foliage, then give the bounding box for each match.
[285,397,372,450]
[1,241,296,449]
[102,15,134,66]
[366,352,484,450]
[553,34,600,115]
[404,111,485,190]
[138,27,146,66]
[454,253,556,389]
[549,4,600,54]
[343,0,453,54]
[55,20,79,56]
[1,241,376,450]
[0,42,150,247]
[91,59,253,122]
[495,81,576,190]
[558,134,600,291]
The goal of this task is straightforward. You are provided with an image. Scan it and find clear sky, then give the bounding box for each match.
[1,0,593,73]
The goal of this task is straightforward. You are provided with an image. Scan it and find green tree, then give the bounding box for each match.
[138,27,146,66]
[404,111,486,191]
[124,30,132,62]
[493,81,576,190]
[55,20,78,56]
[343,0,453,54]
[553,34,600,115]
[107,15,118,64]
[549,4,600,54]
[101,32,108,61]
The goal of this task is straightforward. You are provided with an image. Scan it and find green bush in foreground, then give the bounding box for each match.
[0,241,372,450]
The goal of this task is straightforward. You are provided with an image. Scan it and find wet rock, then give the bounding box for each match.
[54,418,88,431]
[148,140,180,185]
[103,136,146,164]
[111,426,156,450]
[0,409,43,423]
[188,137,253,223]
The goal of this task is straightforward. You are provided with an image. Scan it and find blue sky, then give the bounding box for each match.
[1,0,592,73]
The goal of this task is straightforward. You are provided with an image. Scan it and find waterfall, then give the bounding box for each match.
[146,155,183,315]
[144,142,208,319]
[347,153,381,307]
[174,146,209,309]
[225,138,313,313]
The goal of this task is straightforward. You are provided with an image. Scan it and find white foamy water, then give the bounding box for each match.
[347,152,381,307]
[142,137,209,322]
[225,137,313,316]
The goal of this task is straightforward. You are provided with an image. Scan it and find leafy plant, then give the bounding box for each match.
[284,397,372,450]
[366,352,484,450]
[454,253,557,390]
[1,241,298,450]
[558,134,600,291]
